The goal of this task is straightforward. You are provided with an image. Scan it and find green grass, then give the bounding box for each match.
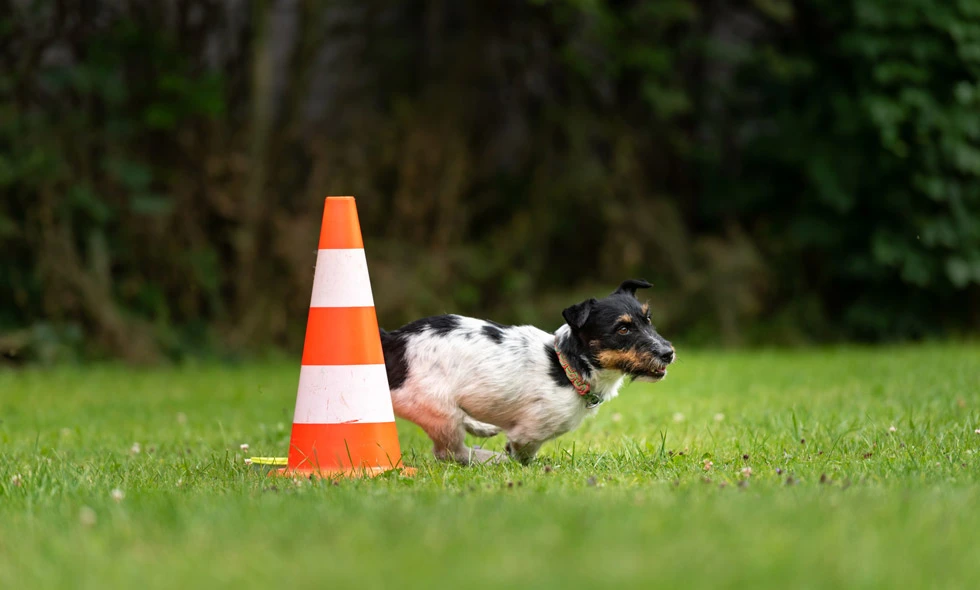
[2,344,980,589]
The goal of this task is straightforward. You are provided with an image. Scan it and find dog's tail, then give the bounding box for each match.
[463,414,502,438]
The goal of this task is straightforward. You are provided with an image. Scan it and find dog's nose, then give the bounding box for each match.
[658,349,674,364]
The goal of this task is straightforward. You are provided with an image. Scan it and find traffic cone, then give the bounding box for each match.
[254,196,407,478]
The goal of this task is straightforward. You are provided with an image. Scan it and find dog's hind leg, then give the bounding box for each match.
[391,391,504,465]
[462,414,502,438]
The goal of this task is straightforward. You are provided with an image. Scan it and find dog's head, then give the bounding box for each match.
[562,279,674,382]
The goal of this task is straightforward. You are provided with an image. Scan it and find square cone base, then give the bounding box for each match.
[248,456,415,479]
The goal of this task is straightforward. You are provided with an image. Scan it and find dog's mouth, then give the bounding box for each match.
[633,367,666,382]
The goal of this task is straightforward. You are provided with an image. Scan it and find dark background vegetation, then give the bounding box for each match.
[2,0,979,364]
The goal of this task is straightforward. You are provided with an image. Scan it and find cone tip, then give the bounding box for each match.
[319,197,363,249]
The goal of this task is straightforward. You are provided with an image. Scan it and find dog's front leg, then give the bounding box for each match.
[504,440,543,465]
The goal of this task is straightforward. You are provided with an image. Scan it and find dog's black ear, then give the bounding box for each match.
[562,298,596,331]
[613,279,652,297]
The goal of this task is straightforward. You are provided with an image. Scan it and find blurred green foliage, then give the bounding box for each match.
[0,0,978,363]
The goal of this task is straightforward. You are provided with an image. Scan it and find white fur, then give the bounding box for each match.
[388,317,637,465]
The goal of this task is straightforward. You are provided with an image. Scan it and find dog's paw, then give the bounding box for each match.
[469,447,510,465]
[504,441,540,465]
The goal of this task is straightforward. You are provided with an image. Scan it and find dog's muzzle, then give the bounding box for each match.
[597,348,672,382]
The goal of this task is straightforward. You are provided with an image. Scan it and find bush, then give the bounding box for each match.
[1,0,977,363]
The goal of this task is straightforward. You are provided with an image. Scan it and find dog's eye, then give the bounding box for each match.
[617,326,630,335]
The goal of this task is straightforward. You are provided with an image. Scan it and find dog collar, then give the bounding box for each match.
[555,337,602,408]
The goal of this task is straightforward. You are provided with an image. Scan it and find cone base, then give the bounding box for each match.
[286,421,403,473]
[248,457,415,479]
[274,465,416,479]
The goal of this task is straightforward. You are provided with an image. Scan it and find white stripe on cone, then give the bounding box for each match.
[292,364,395,424]
[309,249,376,308]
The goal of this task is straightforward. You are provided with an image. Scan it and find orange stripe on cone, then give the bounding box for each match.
[301,307,385,365]
[273,196,407,478]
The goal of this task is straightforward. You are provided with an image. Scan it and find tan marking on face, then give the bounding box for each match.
[641,303,649,316]
[596,348,658,373]
[617,314,633,324]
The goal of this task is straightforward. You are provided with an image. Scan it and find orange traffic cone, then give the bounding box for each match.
[257,196,407,477]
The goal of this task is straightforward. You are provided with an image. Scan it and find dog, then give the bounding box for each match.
[380,279,675,465]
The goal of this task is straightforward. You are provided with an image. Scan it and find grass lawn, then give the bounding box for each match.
[2,344,979,589]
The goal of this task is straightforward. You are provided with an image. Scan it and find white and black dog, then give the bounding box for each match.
[380,279,675,465]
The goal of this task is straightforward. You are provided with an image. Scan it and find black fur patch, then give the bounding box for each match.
[395,314,461,337]
[424,315,460,336]
[545,343,569,389]
[380,315,464,389]
[379,329,409,389]
[481,323,505,344]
